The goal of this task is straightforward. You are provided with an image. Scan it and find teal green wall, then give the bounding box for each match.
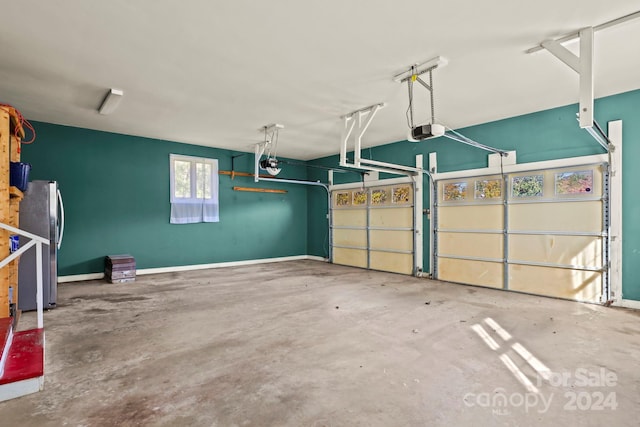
[22,122,308,276]
[307,89,640,301]
[20,89,640,301]
[305,168,363,260]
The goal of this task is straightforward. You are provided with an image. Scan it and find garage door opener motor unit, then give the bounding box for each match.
[258,123,284,176]
[393,57,447,142]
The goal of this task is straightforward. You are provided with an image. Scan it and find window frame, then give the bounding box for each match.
[510,174,544,198]
[169,154,218,204]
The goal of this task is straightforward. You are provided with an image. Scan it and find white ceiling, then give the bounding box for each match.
[1,1,638,160]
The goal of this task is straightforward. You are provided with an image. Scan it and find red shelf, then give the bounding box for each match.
[0,328,44,384]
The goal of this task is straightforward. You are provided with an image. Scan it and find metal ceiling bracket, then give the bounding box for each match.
[393,56,448,83]
[255,123,284,177]
[538,27,610,151]
[526,10,640,54]
[395,56,507,156]
[259,123,284,149]
[339,103,423,176]
[340,103,385,169]
[254,142,267,182]
[339,107,383,173]
[541,27,594,129]
[395,56,447,131]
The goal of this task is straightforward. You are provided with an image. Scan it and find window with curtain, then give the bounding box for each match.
[169,154,219,224]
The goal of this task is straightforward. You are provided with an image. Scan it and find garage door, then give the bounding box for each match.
[434,163,608,303]
[332,183,415,275]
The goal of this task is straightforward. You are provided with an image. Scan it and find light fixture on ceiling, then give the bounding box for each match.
[98,88,124,115]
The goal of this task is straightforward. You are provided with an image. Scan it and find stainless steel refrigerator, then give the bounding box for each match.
[17,180,64,311]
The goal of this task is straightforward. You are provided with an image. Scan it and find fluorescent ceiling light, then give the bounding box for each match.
[98,88,124,115]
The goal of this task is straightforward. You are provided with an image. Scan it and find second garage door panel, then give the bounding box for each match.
[369,207,412,228]
[438,205,503,230]
[509,201,602,233]
[331,182,415,275]
[509,234,602,267]
[437,232,503,259]
[370,230,413,252]
[434,163,607,303]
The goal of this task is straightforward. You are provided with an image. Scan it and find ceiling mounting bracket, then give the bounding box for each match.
[541,28,595,129]
[256,123,284,177]
[393,56,507,156]
[339,103,385,170]
[536,27,610,150]
[393,56,448,83]
[394,57,448,141]
[339,103,422,176]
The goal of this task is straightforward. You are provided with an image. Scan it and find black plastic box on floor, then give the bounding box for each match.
[105,254,136,283]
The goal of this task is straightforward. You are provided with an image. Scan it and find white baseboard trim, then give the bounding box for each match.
[618,299,640,310]
[306,255,329,262]
[58,255,330,283]
[136,255,325,276]
[58,272,104,283]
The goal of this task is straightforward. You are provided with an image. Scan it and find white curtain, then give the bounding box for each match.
[170,200,219,224]
[169,154,219,224]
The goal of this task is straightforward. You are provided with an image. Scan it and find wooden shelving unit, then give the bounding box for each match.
[0,107,25,318]
[9,186,23,201]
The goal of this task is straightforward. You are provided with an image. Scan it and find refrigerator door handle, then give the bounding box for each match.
[57,188,65,249]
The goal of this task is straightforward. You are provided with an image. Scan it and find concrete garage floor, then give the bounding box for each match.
[2,260,639,426]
